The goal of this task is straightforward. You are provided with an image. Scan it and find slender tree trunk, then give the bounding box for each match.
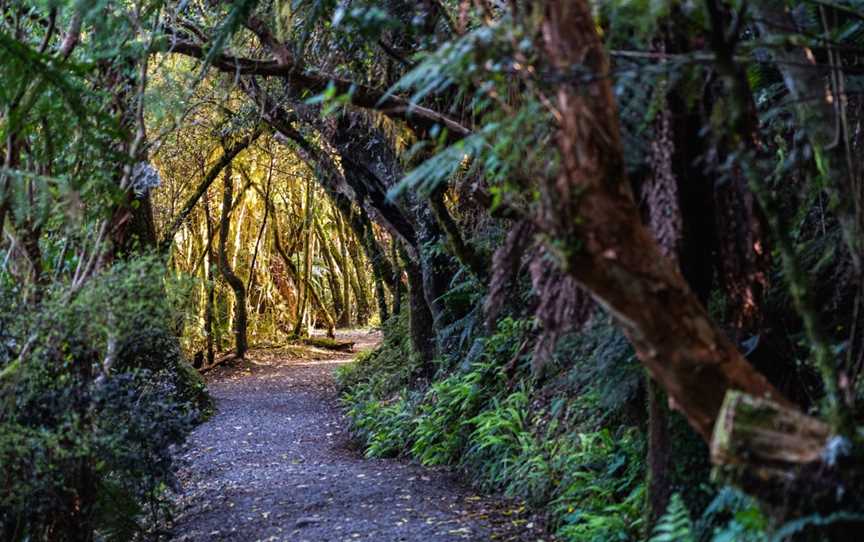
[399,243,436,373]
[645,378,672,529]
[247,158,272,295]
[272,214,336,337]
[391,239,403,316]
[203,195,216,365]
[218,164,247,358]
[293,176,315,337]
[428,187,486,280]
[348,236,372,326]
[336,213,353,328]
[316,220,345,324]
[374,272,389,324]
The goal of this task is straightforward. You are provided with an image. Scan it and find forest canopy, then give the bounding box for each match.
[2,0,864,540]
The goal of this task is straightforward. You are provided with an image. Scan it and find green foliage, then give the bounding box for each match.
[335,308,418,397]
[347,393,415,458]
[387,18,553,202]
[650,494,695,542]
[551,429,645,541]
[340,314,646,542]
[410,356,504,465]
[694,486,766,542]
[553,316,642,418]
[0,257,201,541]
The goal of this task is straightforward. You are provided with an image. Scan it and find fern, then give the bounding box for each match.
[770,511,864,542]
[650,494,695,542]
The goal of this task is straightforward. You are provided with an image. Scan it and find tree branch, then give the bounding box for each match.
[161,38,471,140]
[158,129,261,253]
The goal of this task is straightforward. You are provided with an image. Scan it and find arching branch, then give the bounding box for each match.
[158,129,261,253]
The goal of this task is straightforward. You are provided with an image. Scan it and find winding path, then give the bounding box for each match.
[169,332,544,542]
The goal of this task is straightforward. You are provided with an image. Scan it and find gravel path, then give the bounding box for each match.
[169,332,545,542]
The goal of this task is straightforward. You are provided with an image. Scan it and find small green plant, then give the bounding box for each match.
[649,494,695,542]
[552,429,645,541]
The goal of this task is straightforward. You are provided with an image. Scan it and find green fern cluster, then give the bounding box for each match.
[339,315,646,542]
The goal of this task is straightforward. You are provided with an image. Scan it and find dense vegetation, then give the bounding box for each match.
[2,0,864,540]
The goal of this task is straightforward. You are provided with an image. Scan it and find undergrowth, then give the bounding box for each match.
[337,312,647,541]
[0,257,207,541]
[336,309,798,541]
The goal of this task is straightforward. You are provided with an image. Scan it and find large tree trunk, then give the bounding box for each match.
[537,1,804,442]
[218,164,248,358]
[399,243,436,372]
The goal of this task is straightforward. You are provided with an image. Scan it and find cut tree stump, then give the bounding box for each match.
[710,389,833,490]
[709,390,864,522]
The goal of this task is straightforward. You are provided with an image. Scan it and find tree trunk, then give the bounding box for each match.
[203,195,217,366]
[428,187,486,280]
[336,213,353,328]
[348,236,372,326]
[391,239,403,316]
[374,272,389,324]
[399,243,436,372]
[218,164,248,358]
[316,220,345,324]
[272,212,336,338]
[645,378,672,530]
[538,1,796,442]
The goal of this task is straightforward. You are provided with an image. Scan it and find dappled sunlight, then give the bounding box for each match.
[2,1,863,540]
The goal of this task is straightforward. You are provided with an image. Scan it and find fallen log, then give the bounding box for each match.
[301,337,354,352]
[199,352,243,374]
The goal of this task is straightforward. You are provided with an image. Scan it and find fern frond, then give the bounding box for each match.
[650,494,694,542]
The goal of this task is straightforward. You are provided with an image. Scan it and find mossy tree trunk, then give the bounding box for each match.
[203,195,217,365]
[538,1,798,442]
[218,164,247,358]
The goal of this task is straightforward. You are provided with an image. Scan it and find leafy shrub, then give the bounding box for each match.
[335,308,418,397]
[464,389,536,494]
[0,257,201,541]
[344,392,415,458]
[696,487,767,542]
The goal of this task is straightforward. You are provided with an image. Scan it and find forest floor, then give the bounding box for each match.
[167,331,547,542]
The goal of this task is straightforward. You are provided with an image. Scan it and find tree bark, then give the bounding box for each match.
[399,243,437,372]
[348,236,372,326]
[203,195,217,365]
[428,187,487,281]
[218,164,248,358]
[159,130,260,254]
[537,1,795,441]
[335,213,353,328]
[645,378,672,530]
[391,239,403,316]
[316,220,345,324]
[272,214,336,337]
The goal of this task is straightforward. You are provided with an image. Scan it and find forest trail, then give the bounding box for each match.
[169,332,544,542]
